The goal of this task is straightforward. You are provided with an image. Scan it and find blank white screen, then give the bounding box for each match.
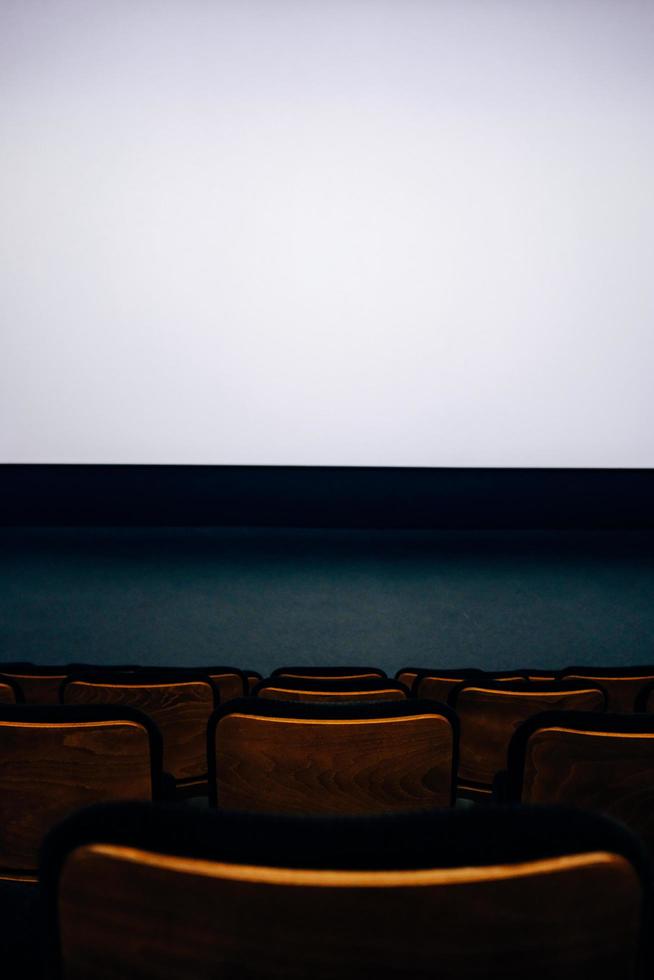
[1,0,653,466]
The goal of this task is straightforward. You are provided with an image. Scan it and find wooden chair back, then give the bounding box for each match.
[505,711,654,853]
[451,680,606,798]
[253,677,409,703]
[0,705,162,878]
[62,669,218,790]
[41,802,649,980]
[561,666,654,713]
[209,698,458,814]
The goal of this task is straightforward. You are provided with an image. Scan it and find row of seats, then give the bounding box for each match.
[1,678,653,878]
[3,660,654,710]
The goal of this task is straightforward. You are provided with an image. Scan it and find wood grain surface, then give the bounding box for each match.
[57,844,641,980]
[213,712,453,814]
[0,721,152,873]
[565,673,654,713]
[63,680,214,781]
[456,688,605,788]
[521,726,654,851]
[3,673,66,704]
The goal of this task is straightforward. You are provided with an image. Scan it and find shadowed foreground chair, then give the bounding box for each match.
[253,676,409,703]
[499,711,654,854]
[635,681,654,714]
[271,665,387,681]
[450,680,606,800]
[209,698,458,814]
[62,669,219,796]
[0,705,164,881]
[40,801,651,980]
[561,666,654,713]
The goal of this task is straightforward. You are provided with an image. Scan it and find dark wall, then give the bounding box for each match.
[2,465,654,528]
[1,527,652,675]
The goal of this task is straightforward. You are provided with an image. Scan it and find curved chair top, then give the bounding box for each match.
[449,678,607,707]
[62,667,220,698]
[40,797,651,881]
[505,709,654,801]
[271,665,387,680]
[0,675,25,702]
[0,702,166,798]
[252,676,409,701]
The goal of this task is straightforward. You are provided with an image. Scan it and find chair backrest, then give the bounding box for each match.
[0,663,137,703]
[253,677,409,703]
[0,663,70,704]
[0,705,162,878]
[62,670,218,787]
[561,666,654,713]
[451,680,606,796]
[0,675,23,704]
[272,665,387,681]
[635,681,654,714]
[505,711,654,854]
[208,698,458,814]
[41,802,649,980]
[414,669,526,703]
[177,666,246,702]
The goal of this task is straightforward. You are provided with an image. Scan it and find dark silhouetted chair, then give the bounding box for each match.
[62,669,218,796]
[0,676,23,705]
[40,801,651,979]
[635,681,654,714]
[253,677,409,702]
[245,670,263,693]
[450,680,606,800]
[561,666,654,713]
[0,704,164,881]
[497,711,654,855]
[208,698,458,814]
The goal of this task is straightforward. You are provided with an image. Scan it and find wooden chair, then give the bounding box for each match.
[171,665,246,702]
[0,675,23,705]
[62,669,219,796]
[635,681,654,713]
[0,662,136,703]
[395,666,481,696]
[450,680,606,800]
[498,711,654,855]
[410,668,526,703]
[40,801,650,980]
[253,677,409,703]
[561,666,654,713]
[0,704,164,881]
[271,665,387,681]
[208,698,458,814]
